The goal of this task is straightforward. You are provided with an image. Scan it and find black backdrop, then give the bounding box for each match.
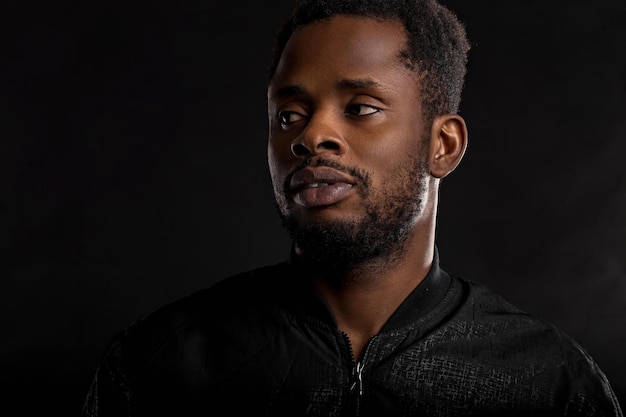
[1,0,624,414]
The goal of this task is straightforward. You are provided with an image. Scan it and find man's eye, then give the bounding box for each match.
[346,104,380,117]
[278,111,305,126]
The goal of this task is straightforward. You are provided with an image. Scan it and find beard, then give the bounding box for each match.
[275,151,430,274]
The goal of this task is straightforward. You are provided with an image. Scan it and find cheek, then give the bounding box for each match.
[354,136,425,190]
[267,150,281,187]
[267,140,291,190]
[354,135,420,173]
[267,153,289,210]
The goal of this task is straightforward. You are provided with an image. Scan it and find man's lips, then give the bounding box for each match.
[288,167,355,208]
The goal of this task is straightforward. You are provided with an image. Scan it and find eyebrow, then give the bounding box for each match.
[270,78,387,100]
[271,84,308,99]
[336,78,384,91]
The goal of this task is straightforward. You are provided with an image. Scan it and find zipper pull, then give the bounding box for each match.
[350,361,364,396]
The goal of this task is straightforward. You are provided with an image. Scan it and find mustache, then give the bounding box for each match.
[283,158,371,194]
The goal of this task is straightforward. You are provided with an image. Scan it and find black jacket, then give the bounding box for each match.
[82,251,623,416]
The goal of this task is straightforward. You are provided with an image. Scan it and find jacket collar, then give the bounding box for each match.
[281,245,451,332]
[381,246,451,331]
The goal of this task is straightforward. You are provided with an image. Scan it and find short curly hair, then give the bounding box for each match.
[269,0,470,123]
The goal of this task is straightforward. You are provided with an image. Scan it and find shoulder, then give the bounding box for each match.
[446,276,623,415]
[451,276,582,352]
[454,276,557,331]
[103,261,292,369]
[443,276,607,377]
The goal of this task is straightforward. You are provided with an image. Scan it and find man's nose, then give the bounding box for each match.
[290,111,347,158]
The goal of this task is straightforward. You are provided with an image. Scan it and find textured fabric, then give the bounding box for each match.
[82,251,623,416]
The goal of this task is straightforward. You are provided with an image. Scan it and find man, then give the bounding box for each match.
[82,0,623,415]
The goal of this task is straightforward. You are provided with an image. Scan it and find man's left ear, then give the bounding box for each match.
[428,114,468,179]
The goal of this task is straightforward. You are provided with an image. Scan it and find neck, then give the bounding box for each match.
[290,183,440,360]
[304,220,436,361]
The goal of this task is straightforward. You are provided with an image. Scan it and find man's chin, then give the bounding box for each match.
[289,220,401,269]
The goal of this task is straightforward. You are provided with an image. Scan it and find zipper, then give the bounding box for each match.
[341,331,370,416]
[341,331,364,396]
[350,361,365,396]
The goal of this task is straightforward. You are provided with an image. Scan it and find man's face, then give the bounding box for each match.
[267,15,432,268]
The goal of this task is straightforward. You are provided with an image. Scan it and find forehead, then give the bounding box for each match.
[269,15,415,93]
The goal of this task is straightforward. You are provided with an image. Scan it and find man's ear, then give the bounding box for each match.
[428,114,468,179]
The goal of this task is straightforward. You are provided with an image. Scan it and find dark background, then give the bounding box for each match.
[1,0,624,414]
